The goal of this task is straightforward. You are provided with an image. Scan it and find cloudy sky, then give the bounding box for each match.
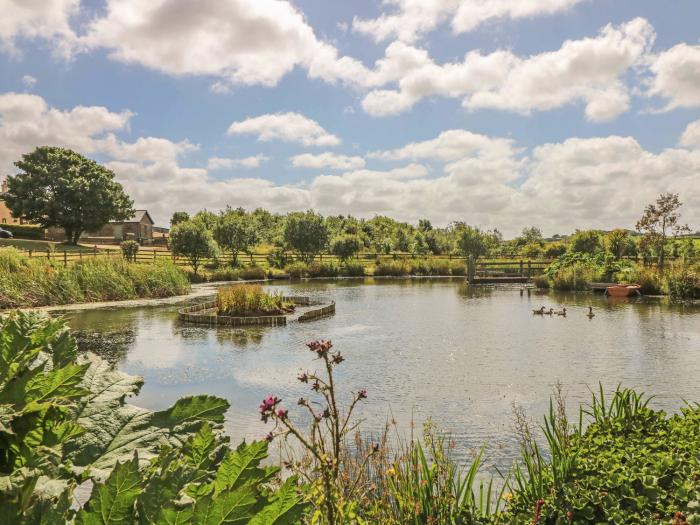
[1,0,699,235]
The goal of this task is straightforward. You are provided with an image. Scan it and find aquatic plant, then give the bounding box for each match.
[215,283,292,316]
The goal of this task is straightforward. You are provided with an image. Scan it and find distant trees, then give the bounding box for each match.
[604,229,635,259]
[170,211,190,226]
[283,211,328,263]
[636,193,690,267]
[568,230,603,255]
[4,147,133,244]
[456,225,491,261]
[330,235,363,262]
[170,220,217,275]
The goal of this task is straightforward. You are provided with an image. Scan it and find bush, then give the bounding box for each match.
[2,223,44,239]
[550,263,594,291]
[307,261,339,278]
[215,284,291,316]
[533,275,550,289]
[208,267,241,282]
[239,265,267,280]
[120,239,139,262]
[285,261,308,278]
[374,261,410,276]
[449,261,467,276]
[544,242,567,258]
[411,259,452,276]
[340,262,366,277]
[621,265,663,294]
[665,266,699,301]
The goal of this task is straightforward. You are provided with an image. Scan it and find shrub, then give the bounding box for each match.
[285,261,308,278]
[330,234,363,262]
[665,266,699,301]
[267,246,291,269]
[207,267,240,282]
[215,284,291,316]
[340,262,366,277]
[550,263,594,291]
[2,223,44,239]
[120,239,139,262]
[374,260,410,276]
[621,265,663,294]
[307,261,339,277]
[410,258,452,275]
[544,242,567,258]
[239,265,267,280]
[533,275,550,289]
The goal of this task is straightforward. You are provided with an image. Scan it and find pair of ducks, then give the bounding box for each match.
[532,306,567,316]
[532,306,595,318]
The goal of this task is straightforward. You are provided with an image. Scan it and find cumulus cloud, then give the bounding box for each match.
[290,152,365,170]
[361,18,655,120]
[21,75,37,88]
[227,112,340,147]
[648,43,700,111]
[0,0,78,56]
[207,154,269,170]
[680,120,700,149]
[352,0,584,43]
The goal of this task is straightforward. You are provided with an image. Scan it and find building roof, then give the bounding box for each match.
[112,210,154,225]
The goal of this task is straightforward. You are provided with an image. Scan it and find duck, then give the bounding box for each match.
[587,306,595,319]
[544,308,555,315]
[556,307,567,316]
[532,306,546,315]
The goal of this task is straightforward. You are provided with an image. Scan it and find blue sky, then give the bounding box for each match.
[1,0,699,235]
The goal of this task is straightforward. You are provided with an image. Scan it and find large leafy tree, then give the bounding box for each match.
[636,192,690,267]
[170,220,218,275]
[214,209,259,266]
[4,147,134,244]
[283,210,328,263]
[456,224,491,261]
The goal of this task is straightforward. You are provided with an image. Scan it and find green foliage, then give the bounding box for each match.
[283,211,328,263]
[546,252,634,289]
[604,229,635,259]
[373,261,410,277]
[0,224,44,240]
[0,311,307,524]
[339,262,365,277]
[520,242,543,258]
[284,262,309,279]
[170,211,191,226]
[329,235,362,262]
[636,193,691,267]
[170,220,218,275]
[0,249,190,308]
[214,209,259,266]
[456,225,491,261]
[307,261,339,278]
[5,147,134,244]
[504,387,700,524]
[665,266,699,301]
[543,242,567,258]
[568,229,604,255]
[120,240,140,262]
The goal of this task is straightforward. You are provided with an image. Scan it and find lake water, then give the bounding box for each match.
[64,278,700,471]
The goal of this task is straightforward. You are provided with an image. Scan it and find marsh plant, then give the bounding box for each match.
[215,284,293,316]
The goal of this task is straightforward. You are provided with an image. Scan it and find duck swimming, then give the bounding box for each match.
[532,306,546,315]
[587,306,595,318]
[556,307,567,316]
[544,308,554,315]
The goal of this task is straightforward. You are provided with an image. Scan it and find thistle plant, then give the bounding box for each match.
[259,340,372,525]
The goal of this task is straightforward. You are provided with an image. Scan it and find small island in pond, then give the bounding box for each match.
[215,284,295,317]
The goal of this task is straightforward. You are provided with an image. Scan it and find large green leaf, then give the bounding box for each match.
[77,455,142,525]
[66,394,229,479]
[248,477,306,525]
[212,441,274,495]
[75,354,143,412]
[192,485,258,525]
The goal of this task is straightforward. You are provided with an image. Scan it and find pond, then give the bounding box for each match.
[64,278,700,471]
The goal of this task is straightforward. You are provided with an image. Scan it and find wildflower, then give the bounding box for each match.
[264,432,274,442]
[307,339,332,356]
[312,380,321,392]
[322,408,331,419]
[566,511,573,520]
[357,389,368,400]
[276,408,288,419]
[505,492,513,501]
[297,372,309,383]
[331,353,344,365]
[259,394,280,422]
[297,397,307,406]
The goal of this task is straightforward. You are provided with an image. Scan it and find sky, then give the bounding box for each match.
[0,0,699,236]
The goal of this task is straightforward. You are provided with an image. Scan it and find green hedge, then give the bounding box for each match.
[1,223,44,239]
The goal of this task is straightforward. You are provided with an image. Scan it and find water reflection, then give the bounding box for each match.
[62,279,700,471]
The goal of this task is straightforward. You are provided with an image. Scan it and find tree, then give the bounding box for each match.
[568,229,603,255]
[457,225,490,261]
[330,234,363,262]
[192,209,218,230]
[213,210,258,266]
[418,219,433,232]
[411,231,430,255]
[636,193,690,267]
[170,211,190,226]
[283,210,328,263]
[4,147,133,244]
[604,229,635,259]
[517,226,543,246]
[170,220,218,275]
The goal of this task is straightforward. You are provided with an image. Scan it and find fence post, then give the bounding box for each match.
[519,260,523,276]
[527,260,531,278]
[154,250,157,262]
[63,250,67,267]
[93,245,97,257]
[29,249,33,258]
[47,249,50,260]
[467,255,475,283]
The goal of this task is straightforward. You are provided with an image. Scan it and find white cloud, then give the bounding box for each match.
[207,154,269,170]
[648,43,700,111]
[21,75,37,88]
[0,0,78,56]
[361,18,655,120]
[680,120,700,149]
[290,152,365,170]
[353,0,584,43]
[227,112,340,147]
[78,0,369,90]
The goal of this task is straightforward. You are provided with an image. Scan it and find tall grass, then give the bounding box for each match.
[0,248,190,308]
[214,284,290,316]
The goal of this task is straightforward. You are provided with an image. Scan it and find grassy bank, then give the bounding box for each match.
[0,247,190,308]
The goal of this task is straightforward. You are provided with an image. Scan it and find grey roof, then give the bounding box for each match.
[111,210,154,225]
